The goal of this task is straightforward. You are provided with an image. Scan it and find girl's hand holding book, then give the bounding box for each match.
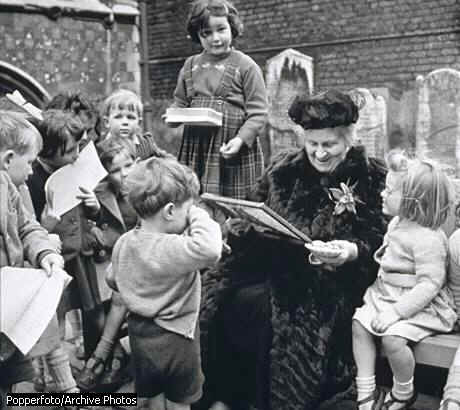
[371,308,400,333]
[220,137,243,159]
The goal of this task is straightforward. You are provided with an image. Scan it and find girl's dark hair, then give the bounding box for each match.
[96,137,136,170]
[32,109,86,159]
[187,0,243,44]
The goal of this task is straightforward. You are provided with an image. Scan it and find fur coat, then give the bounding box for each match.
[199,146,388,410]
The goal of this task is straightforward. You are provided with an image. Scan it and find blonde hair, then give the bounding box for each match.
[101,89,143,118]
[385,148,412,173]
[127,157,200,219]
[0,110,42,154]
[398,159,452,229]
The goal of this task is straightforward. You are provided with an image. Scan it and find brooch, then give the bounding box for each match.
[328,180,364,215]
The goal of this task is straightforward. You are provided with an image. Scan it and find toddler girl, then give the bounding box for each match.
[168,0,267,199]
[352,150,457,410]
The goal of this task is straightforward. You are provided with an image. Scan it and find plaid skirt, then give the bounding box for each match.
[179,97,264,199]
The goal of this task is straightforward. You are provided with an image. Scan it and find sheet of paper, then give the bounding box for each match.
[5,90,43,120]
[0,267,72,355]
[45,141,108,217]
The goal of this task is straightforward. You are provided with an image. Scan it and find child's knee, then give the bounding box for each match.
[382,335,407,356]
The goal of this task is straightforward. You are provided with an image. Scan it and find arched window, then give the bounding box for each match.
[0,61,49,109]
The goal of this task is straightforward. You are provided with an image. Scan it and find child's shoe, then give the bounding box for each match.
[76,354,106,391]
[99,344,131,392]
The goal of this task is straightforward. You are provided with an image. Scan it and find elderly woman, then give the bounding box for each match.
[198,90,388,410]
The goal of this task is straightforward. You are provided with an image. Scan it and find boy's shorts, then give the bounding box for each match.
[128,313,204,404]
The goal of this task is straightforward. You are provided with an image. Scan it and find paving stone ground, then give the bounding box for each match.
[11,339,442,410]
[13,339,135,410]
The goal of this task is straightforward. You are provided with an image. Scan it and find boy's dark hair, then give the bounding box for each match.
[127,157,200,219]
[32,109,86,159]
[187,0,243,44]
[46,91,101,140]
[96,137,136,170]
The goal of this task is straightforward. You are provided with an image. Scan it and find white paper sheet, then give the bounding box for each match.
[45,141,108,217]
[0,267,72,355]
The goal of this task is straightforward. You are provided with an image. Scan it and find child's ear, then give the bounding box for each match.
[0,150,15,170]
[162,202,175,220]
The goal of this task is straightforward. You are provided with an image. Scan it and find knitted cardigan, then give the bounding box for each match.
[199,146,387,410]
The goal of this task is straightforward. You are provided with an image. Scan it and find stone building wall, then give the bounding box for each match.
[147,0,460,98]
[0,1,140,106]
[146,0,460,155]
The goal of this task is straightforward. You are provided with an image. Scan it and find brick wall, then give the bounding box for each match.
[0,11,140,104]
[147,0,460,99]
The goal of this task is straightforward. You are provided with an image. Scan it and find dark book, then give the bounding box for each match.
[201,193,312,243]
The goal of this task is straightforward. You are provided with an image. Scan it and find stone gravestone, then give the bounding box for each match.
[416,68,460,178]
[416,68,460,236]
[265,49,314,158]
[349,88,387,159]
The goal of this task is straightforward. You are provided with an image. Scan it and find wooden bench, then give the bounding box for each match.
[412,333,460,369]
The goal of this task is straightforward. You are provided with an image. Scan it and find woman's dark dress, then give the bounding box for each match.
[198,146,387,410]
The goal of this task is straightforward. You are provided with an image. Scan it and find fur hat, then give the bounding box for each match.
[288,90,359,129]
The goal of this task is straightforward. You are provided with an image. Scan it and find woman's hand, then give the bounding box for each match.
[220,137,244,159]
[77,186,100,213]
[306,240,358,267]
[371,308,400,333]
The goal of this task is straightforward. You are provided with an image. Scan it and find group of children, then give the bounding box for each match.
[1,0,460,410]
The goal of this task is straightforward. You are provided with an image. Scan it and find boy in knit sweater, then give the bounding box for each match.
[109,157,222,410]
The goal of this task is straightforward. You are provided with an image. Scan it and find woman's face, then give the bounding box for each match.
[199,15,232,57]
[381,172,403,216]
[303,128,349,173]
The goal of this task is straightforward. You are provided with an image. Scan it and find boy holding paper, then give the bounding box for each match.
[27,109,106,362]
[0,111,64,408]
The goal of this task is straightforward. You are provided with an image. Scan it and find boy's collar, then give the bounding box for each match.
[37,157,57,174]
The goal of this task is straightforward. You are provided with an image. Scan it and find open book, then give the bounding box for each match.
[165,107,223,127]
[201,193,312,243]
[45,141,108,217]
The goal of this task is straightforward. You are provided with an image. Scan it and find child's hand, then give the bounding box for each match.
[371,309,400,333]
[220,137,244,159]
[48,233,62,253]
[40,252,65,277]
[162,113,182,128]
[41,204,61,232]
[77,186,100,213]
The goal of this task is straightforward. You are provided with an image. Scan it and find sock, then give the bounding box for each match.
[93,336,114,362]
[46,345,77,392]
[443,366,460,402]
[392,376,414,401]
[356,375,376,401]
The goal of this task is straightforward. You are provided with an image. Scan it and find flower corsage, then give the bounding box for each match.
[328,180,364,215]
